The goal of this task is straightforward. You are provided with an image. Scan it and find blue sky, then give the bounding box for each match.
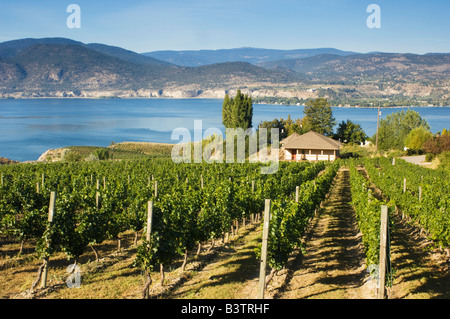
[0,0,449,53]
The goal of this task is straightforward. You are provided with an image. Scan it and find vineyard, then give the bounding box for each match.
[0,157,448,299]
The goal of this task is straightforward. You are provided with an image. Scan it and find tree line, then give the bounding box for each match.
[235,96,367,144]
[221,91,449,164]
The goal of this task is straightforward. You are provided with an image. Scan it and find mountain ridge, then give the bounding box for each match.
[0,37,449,105]
[0,39,301,97]
[258,52,450,82]
[142,47,359,67]
[0,37,173,66]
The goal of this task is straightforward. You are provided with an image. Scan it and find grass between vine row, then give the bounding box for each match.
[0,221,264,299]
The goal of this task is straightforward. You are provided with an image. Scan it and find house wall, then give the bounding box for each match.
[285,149,293,160]
[284,148,338,162]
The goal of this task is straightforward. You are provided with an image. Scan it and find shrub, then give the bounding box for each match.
[423,134,450,154]
[437,151,450,172]
[63,150,83,162]
[85,154,99,162]
[406,148,424,156]
[93,148,110,160]
[404,127,433,150]
[425,153,435,162]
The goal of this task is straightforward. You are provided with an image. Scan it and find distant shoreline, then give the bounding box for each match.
[0,142,176,164]
[0,96,447,108]
[254,102,449,109]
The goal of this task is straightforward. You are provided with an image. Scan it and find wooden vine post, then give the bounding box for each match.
[41,191,56,289]
[96,179,100,208]
[146,201,153,242]
[378,205,388,299]
[143,200,154,299]
[251,180,255,224]
[257,199,271,299]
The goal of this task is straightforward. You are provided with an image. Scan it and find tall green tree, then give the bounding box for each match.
[284,115,305,137]
[222,94,232,129]
[258,115,306,141]
[303,98,336,136]
[258,118,286,143]
[375,109,430,150]
[222,90,253,130]
[334,120,367,144]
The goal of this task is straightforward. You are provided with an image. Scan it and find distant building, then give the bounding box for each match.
[361,140,373,147]
[280,131,342,161]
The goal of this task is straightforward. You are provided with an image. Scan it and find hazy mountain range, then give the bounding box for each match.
[142,47,358,67]
[0,37,448,104]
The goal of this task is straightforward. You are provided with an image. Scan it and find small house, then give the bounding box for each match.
[281,131,342,162]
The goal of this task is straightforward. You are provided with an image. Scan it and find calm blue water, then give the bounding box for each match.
[0,98,449,162]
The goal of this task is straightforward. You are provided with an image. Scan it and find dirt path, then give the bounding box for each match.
[270,167,372,299]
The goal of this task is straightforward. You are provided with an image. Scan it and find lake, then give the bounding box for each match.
[0,98,449,162]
